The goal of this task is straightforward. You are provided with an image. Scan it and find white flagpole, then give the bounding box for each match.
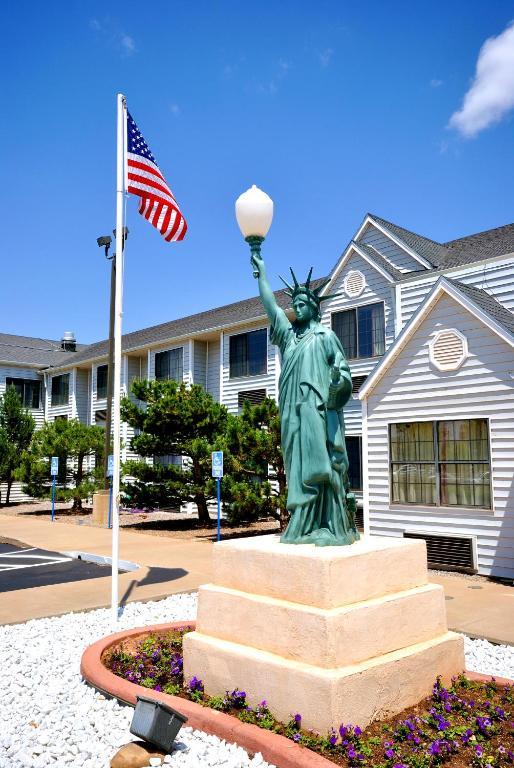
[111,92,126,625]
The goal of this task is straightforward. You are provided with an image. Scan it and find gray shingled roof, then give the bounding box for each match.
[353,241,404,281]
[442,223,514,268]
[369,214,449,267]
[447,279,514,337]
[369,215,514,275]
[47,279,327,368]
[0,334,86,367]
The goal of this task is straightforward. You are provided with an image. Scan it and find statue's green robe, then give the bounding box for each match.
[270,306,360,546]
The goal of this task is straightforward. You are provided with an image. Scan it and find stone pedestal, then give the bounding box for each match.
[183,534,465,732]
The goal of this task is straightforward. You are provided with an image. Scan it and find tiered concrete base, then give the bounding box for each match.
[183,534,464,731]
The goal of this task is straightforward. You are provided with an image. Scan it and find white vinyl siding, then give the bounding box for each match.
[223,323,277,413]
[364,292,514,579]
[399,256,514,329]
[193,341,208,388]
[206,339,220,401]
[75,369,90,424]
[358,223,425,274]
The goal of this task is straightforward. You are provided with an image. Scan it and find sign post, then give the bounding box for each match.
[50,457,59,522]
[211,451,223,542]
[107,454,114,529]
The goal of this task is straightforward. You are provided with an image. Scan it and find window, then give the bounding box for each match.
[95,410,107,427]
[390,419,491,509]
[5,377,41,409]
[346,436,362,491]
[154,455,182,467]
[96,365,108,399]
[155,348,183,381]
[229,329,267,378]
[332,303,385,360]
[51,374,70,406]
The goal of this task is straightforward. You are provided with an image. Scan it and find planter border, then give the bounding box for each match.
[80,622,513,768]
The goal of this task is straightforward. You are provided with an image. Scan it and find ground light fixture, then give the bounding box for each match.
[130,695,188,752]
[235,184,273,275]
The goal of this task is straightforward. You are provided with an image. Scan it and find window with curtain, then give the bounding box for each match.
[6,377,41,409]
[51,374,70,406]
[332,302,385,359]
[96,365,108,399]
[346,436,362,491]
[155,348,183,381]
[390,419,491,509]
[229,329,267,378]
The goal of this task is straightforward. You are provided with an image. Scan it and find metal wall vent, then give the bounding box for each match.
[344,270,366,298]
[403,531,476,573]
[429,329,468,372]
[351,375,368,394]
[238,388,267,409]
[354,506,364,531]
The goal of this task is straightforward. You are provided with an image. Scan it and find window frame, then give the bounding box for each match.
[389,418,493,511]
[96,364,108,400]
[229,327,268,379]
[154,347,184,382]
[331,300,386,361]
[51,374,70,407]
[346,435,363,492]
[5,377,41,409]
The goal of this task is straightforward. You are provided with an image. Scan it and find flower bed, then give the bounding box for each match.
[82,623,514,768]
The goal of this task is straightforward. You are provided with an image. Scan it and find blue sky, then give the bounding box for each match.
[2,1,513,343]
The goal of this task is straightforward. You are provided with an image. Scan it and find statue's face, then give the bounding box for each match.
[293,295,315,323]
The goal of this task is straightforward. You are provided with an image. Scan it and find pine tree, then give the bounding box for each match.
[20,419,105,511]
[121,379,229,527]
[0,387,35,505]
[223,397,289,530]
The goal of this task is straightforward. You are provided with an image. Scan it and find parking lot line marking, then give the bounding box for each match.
[0,547,37,556]
[0,553,72,560]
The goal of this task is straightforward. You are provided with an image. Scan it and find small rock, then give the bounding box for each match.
[111,741,167,768]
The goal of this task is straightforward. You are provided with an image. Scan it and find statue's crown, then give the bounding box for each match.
[279,267,340,307]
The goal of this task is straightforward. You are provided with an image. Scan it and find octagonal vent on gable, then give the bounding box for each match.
[344,270,365,298]
[429,329,468,372]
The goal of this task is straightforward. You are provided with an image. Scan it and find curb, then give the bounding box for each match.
[80,623,514,768]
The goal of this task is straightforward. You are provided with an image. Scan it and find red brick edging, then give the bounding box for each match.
[80,622,513,768]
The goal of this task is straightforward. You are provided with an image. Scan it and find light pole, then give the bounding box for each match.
[97,228,128,490]
[235,184,274,272]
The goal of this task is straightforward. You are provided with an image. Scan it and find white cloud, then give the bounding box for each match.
[319,48,334,68]
[120,34,136,56]
[430,78,443,88]
[449,21,514,137]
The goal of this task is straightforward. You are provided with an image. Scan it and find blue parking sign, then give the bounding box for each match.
[212,451,223,478]
[107,454,114,477]
[51,457,59,477]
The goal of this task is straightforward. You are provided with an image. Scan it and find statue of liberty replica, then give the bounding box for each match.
[250,247,360,547]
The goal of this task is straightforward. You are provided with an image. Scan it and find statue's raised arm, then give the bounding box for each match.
[251,251,283,326]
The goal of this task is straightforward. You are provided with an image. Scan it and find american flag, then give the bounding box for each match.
[126,111,187,242]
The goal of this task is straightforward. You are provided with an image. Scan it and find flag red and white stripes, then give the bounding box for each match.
[126,110,187,242]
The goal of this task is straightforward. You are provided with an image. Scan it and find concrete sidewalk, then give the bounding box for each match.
[0,514,512,646]
[0,515,213,625]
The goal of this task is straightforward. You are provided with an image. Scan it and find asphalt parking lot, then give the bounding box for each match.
[0,543,121,593]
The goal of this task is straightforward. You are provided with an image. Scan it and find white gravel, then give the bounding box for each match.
[0,593,512,768]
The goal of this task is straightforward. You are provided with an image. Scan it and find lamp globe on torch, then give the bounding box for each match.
[235,184,274,276]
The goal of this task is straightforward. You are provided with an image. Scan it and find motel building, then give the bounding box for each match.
[1,213,514,580]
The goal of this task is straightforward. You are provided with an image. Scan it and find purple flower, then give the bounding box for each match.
[429,741,441,756]
[188,676,204,693]
[293,733,301,743]
[385,748,395,759]
[154,684,162,692]
[294,713,302,724]
[354,726,362,737]
[259,700,267,708]
[348,747,356,759]
[475,745,483,756]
